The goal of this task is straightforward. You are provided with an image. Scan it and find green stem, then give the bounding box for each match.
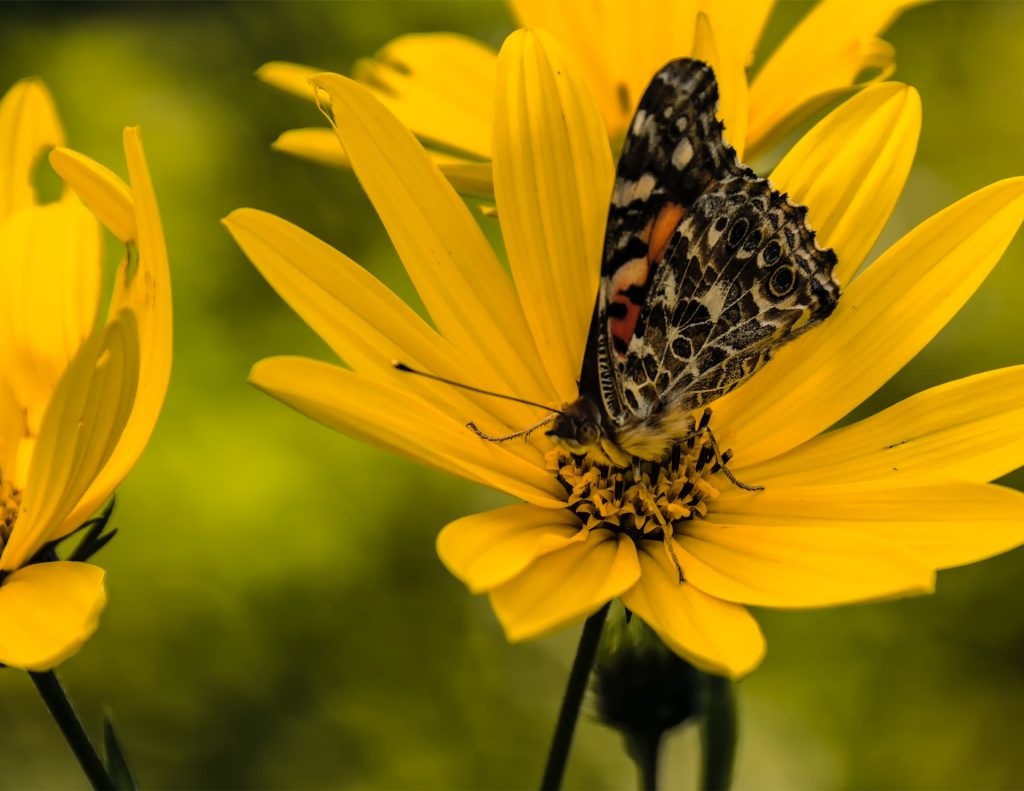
[625,730,662,791]
[540,603,611,791]
[30,670,114,791]
[699,674,737,791]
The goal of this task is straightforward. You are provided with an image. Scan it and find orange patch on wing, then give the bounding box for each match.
[609,257,649,356]
[648,202,686,263]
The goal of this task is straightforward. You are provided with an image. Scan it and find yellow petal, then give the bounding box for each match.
[699,0,774,67]
[770,82,920,286]
[0,562,105,671]
[255,60,322,101]
[438,504,584,593]
[0,200,101,432]
[677,521,934,608]
[0,78,64,221]
[489,528,639,641]
[0,376,26,479]
[1,312,139,571]
[272,127,347,167]
[690,11,748,158]
[493,30,614,400]
[621,542,765,678]
[272,128,498,200]
[250,356,564,507]
[311,71,555,403]
[747,0,926,158]
[511,0,701,137]
[715,178,1024,468]
[225,209,545,440]
[741,366,1024,487]
[48,146,135,243]
[353,34,497,159]
[60,129,173,538]
[710,480,1024,572]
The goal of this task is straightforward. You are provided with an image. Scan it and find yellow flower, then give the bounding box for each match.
[227,30,1024,678]
[0,79,172,671]
[257,0,926,193]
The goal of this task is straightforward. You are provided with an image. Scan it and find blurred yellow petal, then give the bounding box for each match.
[353,33,496,159]
[251,356,564,507]
[512,0,700,137]
[48,145,135,243]
[225,209,542,439]
[677,523,933,608]
[699,0,773,67]
[272,128,495,196]
[312,71,554,402]
[0,562,105,671]
[716,178,1024,468]
[0,377,25,479]
[0,78,64,220]
[748,0,926,158]
[493,30,614,399]
[61,129,173,537]
[272,127,346,166]
[741,367,1024,487]
[438,504,584,594]
[691,11,747,157]
[2,312,139,571]
[621,544,765,678]
[0,200,101,432]
[489,528,639,641]
[255,60,321,101]
[710,480,1024,571]
[771,82,920,286]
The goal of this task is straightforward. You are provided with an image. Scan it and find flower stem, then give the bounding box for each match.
[30,670,115,791]
[624,730,662,791]
[699,674,737,791]
[540,602,611,791]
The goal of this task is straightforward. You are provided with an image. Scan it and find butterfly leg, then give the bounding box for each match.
[688,409,765,492]
[663,534,685,584]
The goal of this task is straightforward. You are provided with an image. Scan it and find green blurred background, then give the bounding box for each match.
[1,1,1023,788]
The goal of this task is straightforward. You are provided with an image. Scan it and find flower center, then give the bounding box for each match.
[0,472,21,550]
[548,422,729,580]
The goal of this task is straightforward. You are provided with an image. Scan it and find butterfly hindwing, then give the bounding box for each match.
[580,58,840,456]
[621,177,839,419]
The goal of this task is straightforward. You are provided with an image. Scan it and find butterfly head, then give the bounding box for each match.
[545,396,635,465]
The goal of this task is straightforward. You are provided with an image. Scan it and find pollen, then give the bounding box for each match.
[548,423,729,581]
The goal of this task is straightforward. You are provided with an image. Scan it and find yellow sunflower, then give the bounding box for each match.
[257,0,926,193]
[0,79,172,671]
[227,30,1024,678]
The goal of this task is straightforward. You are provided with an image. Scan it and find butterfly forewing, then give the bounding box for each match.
[580,58,839,459]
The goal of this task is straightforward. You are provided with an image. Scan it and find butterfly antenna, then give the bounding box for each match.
[392,361,565,415]
[467,414,557,443]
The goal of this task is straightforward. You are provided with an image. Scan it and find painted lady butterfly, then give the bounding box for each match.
[547,59,841,469]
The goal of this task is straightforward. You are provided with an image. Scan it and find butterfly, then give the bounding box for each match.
[546,59,841,469]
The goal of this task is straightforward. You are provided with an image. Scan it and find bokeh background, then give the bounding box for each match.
[1,1,1023,788]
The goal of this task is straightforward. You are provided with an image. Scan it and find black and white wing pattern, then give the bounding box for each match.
[579,58,840,456]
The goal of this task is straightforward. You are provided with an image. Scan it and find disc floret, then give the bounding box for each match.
[549,424,728,578]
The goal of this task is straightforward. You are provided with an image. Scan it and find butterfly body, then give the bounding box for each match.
[547,59,840,467]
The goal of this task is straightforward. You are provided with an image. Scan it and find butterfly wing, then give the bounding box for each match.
[580,58,840,453]
[580,58,748,428]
